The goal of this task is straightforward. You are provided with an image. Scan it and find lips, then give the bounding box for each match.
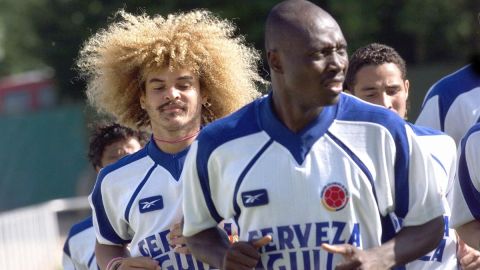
[161,105,184,113]
[159,101,185,113]
[323,77,344,93]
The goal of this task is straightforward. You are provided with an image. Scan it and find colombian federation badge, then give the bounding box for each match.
[321,182,349,211]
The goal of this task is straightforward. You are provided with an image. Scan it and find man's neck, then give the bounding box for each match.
[152,125,200,154]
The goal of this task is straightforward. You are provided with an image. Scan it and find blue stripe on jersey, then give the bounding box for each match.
[421,65,480,131]
[431,154,447,176]
[458,124,480,219]
[87,252,95,268]
[259,94,337,165]
[336,94,411,218]
[91,146,149,244]
[124,164,157,222]
[196,102,263,223]
[326,131,397,242]
[63,216,93,256]
[233,139,274,221]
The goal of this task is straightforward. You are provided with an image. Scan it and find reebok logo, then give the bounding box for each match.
[241,189,268,207]
[139,195,163,213]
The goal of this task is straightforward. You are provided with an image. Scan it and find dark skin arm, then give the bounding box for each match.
[185,227,272,270]
[321,216,444,269]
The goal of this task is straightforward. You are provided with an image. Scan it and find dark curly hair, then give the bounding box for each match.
[87,122,148,169]
[345,43,407,92]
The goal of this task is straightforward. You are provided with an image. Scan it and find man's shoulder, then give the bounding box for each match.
[199,97,263,144]
[67,216,93,238]
[337,93,406,131]
[462,123,480,145]
[427,65,480,100]
[98,145,149,179]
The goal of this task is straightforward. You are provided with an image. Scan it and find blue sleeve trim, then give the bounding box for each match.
[90,147,148,244]
[91,174,130,245]
[124,164,157,222]
[458,124,480,219]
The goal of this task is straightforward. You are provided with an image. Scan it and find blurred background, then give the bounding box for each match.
[0,0,478,269]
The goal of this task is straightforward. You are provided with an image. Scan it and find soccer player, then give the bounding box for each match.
[344,42,473,269]
[415,60,480,145]
[77,10,262,270]
[182,1,445,269]
[450,122,480,269]
[62,123,147,270]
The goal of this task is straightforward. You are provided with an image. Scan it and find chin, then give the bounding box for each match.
[323,94,341,106]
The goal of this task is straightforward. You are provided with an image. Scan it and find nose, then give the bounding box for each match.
[326,51,347,72]
[380,92,393,109]
[164,86,181,101]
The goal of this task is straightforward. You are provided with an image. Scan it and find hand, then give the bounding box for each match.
[222,235,272,270]
[116,256,161,270]
[321,243,389,270]
[167,222,190,254]
[457,238,480,270]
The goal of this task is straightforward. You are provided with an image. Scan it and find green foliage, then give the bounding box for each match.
[0,0,478,101]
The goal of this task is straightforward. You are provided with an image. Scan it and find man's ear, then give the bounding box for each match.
[140,92,146,110]
[267,50,283,74]
[404,79,410,100]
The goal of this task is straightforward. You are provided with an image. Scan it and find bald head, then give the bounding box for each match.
[265,0,340,52]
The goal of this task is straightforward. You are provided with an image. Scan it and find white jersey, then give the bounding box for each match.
[450,123,480,229]
[400,124,458,270]
[182,93,445,270]
[415,65,480,145]
[89,141,212,270]
[62,216,98,270]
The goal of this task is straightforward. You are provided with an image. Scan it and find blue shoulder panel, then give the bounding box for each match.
[196,100,263,222]
[63,216,93,256]
[458,123,480,219]
[422,65,480,131]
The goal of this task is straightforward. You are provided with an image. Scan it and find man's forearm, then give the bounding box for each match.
[95,241,129,270]
[370,215,444,267]
[457,220,480,249]
[185,227,231,268]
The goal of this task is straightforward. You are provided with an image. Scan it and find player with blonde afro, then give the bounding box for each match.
[78,9,264,270]
[77,9,263,130]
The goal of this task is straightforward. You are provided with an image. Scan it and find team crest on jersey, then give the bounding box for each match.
[138,195,163,213]
[241,189,269,207]
[321,182,349,211]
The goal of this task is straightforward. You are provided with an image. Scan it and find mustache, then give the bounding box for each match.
[157,100,186,111]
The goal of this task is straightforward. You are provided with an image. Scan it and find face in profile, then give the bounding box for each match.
[141,68,203,134]
[97,137,143,172]
[352,63,409,118]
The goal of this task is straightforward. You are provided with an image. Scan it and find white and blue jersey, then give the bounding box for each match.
[415,65,480,145]
[450,123,480,229]
[399,124,458,270]
[62,216,98,270]
[182,93,445,269]
[89,140,212,270]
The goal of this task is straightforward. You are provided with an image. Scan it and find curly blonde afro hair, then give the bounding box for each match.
[77,10,264,130]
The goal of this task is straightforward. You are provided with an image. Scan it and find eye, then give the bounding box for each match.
[387,87,400,96]
[177,82,192,90]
